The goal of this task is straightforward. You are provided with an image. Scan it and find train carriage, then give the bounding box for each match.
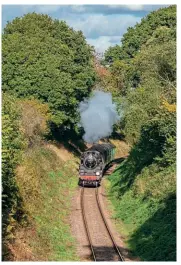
[79,143,116,186]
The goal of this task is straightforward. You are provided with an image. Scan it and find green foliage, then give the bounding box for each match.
[104,5,176,261]
[2,93,25,243]
[104,45,123,64]
[110,60,131,96]
[108,162,176,261]
[2,13,96,131]
[121,5,176,59]
[108,121,176,260]
[104,5,176,64]
[105,6,176,144]
[133,32,176,90]
[153,107,176,167]
[128,193,176,261]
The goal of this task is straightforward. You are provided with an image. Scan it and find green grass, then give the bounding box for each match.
[34,167,78,261]
[16,145,79,261]
[106,160,176,261]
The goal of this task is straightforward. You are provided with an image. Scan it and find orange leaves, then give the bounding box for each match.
[93,58,111,79]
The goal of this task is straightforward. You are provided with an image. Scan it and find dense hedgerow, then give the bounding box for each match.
[2,93,25,244]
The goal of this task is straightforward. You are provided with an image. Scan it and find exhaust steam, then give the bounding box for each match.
[78,90,120,143]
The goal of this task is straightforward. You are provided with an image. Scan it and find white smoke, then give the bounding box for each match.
[78,90,120,143]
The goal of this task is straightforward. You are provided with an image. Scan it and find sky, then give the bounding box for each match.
[2,5,168,53]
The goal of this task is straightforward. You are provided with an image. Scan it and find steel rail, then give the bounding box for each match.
[95,187,124,261]
[80,188,96,261]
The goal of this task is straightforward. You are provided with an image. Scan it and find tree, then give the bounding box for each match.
[2,13,96,132]
[104,45,123,64]
[104,5,176,64]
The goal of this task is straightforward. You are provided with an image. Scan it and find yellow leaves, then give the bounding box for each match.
[18,99,51,140]
[19,98,52,121]
[137,87,145,93]
[162,99,176,112]
[6,225,13,233]
[6,215,17,239]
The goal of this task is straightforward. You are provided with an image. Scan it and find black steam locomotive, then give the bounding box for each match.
[79,143,116,186]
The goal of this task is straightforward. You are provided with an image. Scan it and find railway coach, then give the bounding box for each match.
[79,143,116,186]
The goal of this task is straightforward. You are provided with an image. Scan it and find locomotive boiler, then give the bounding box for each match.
[79,143,116,186]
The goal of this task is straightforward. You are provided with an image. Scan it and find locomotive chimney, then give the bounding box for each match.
[86,143,92,149]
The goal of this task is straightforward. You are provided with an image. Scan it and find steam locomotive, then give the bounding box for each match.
[79,143,116,186]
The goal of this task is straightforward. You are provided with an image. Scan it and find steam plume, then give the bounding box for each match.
[78,90,120,143]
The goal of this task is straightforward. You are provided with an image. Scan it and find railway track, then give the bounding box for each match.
[80,187,124,261]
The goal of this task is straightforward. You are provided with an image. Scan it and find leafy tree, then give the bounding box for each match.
[102,6,176,144]
[123,32,176,143]
[104,5,176,64]
[2,13,96,131]
[134,28,176,85]
[104,45,123,64]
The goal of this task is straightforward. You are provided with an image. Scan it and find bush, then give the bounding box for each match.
[19,98,51,146]
[2,93,25,244]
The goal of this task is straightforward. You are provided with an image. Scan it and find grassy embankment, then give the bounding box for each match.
[105,141,176,261]
[14,144,79,261]
[3,96,80,261]
[7,143,80,261]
